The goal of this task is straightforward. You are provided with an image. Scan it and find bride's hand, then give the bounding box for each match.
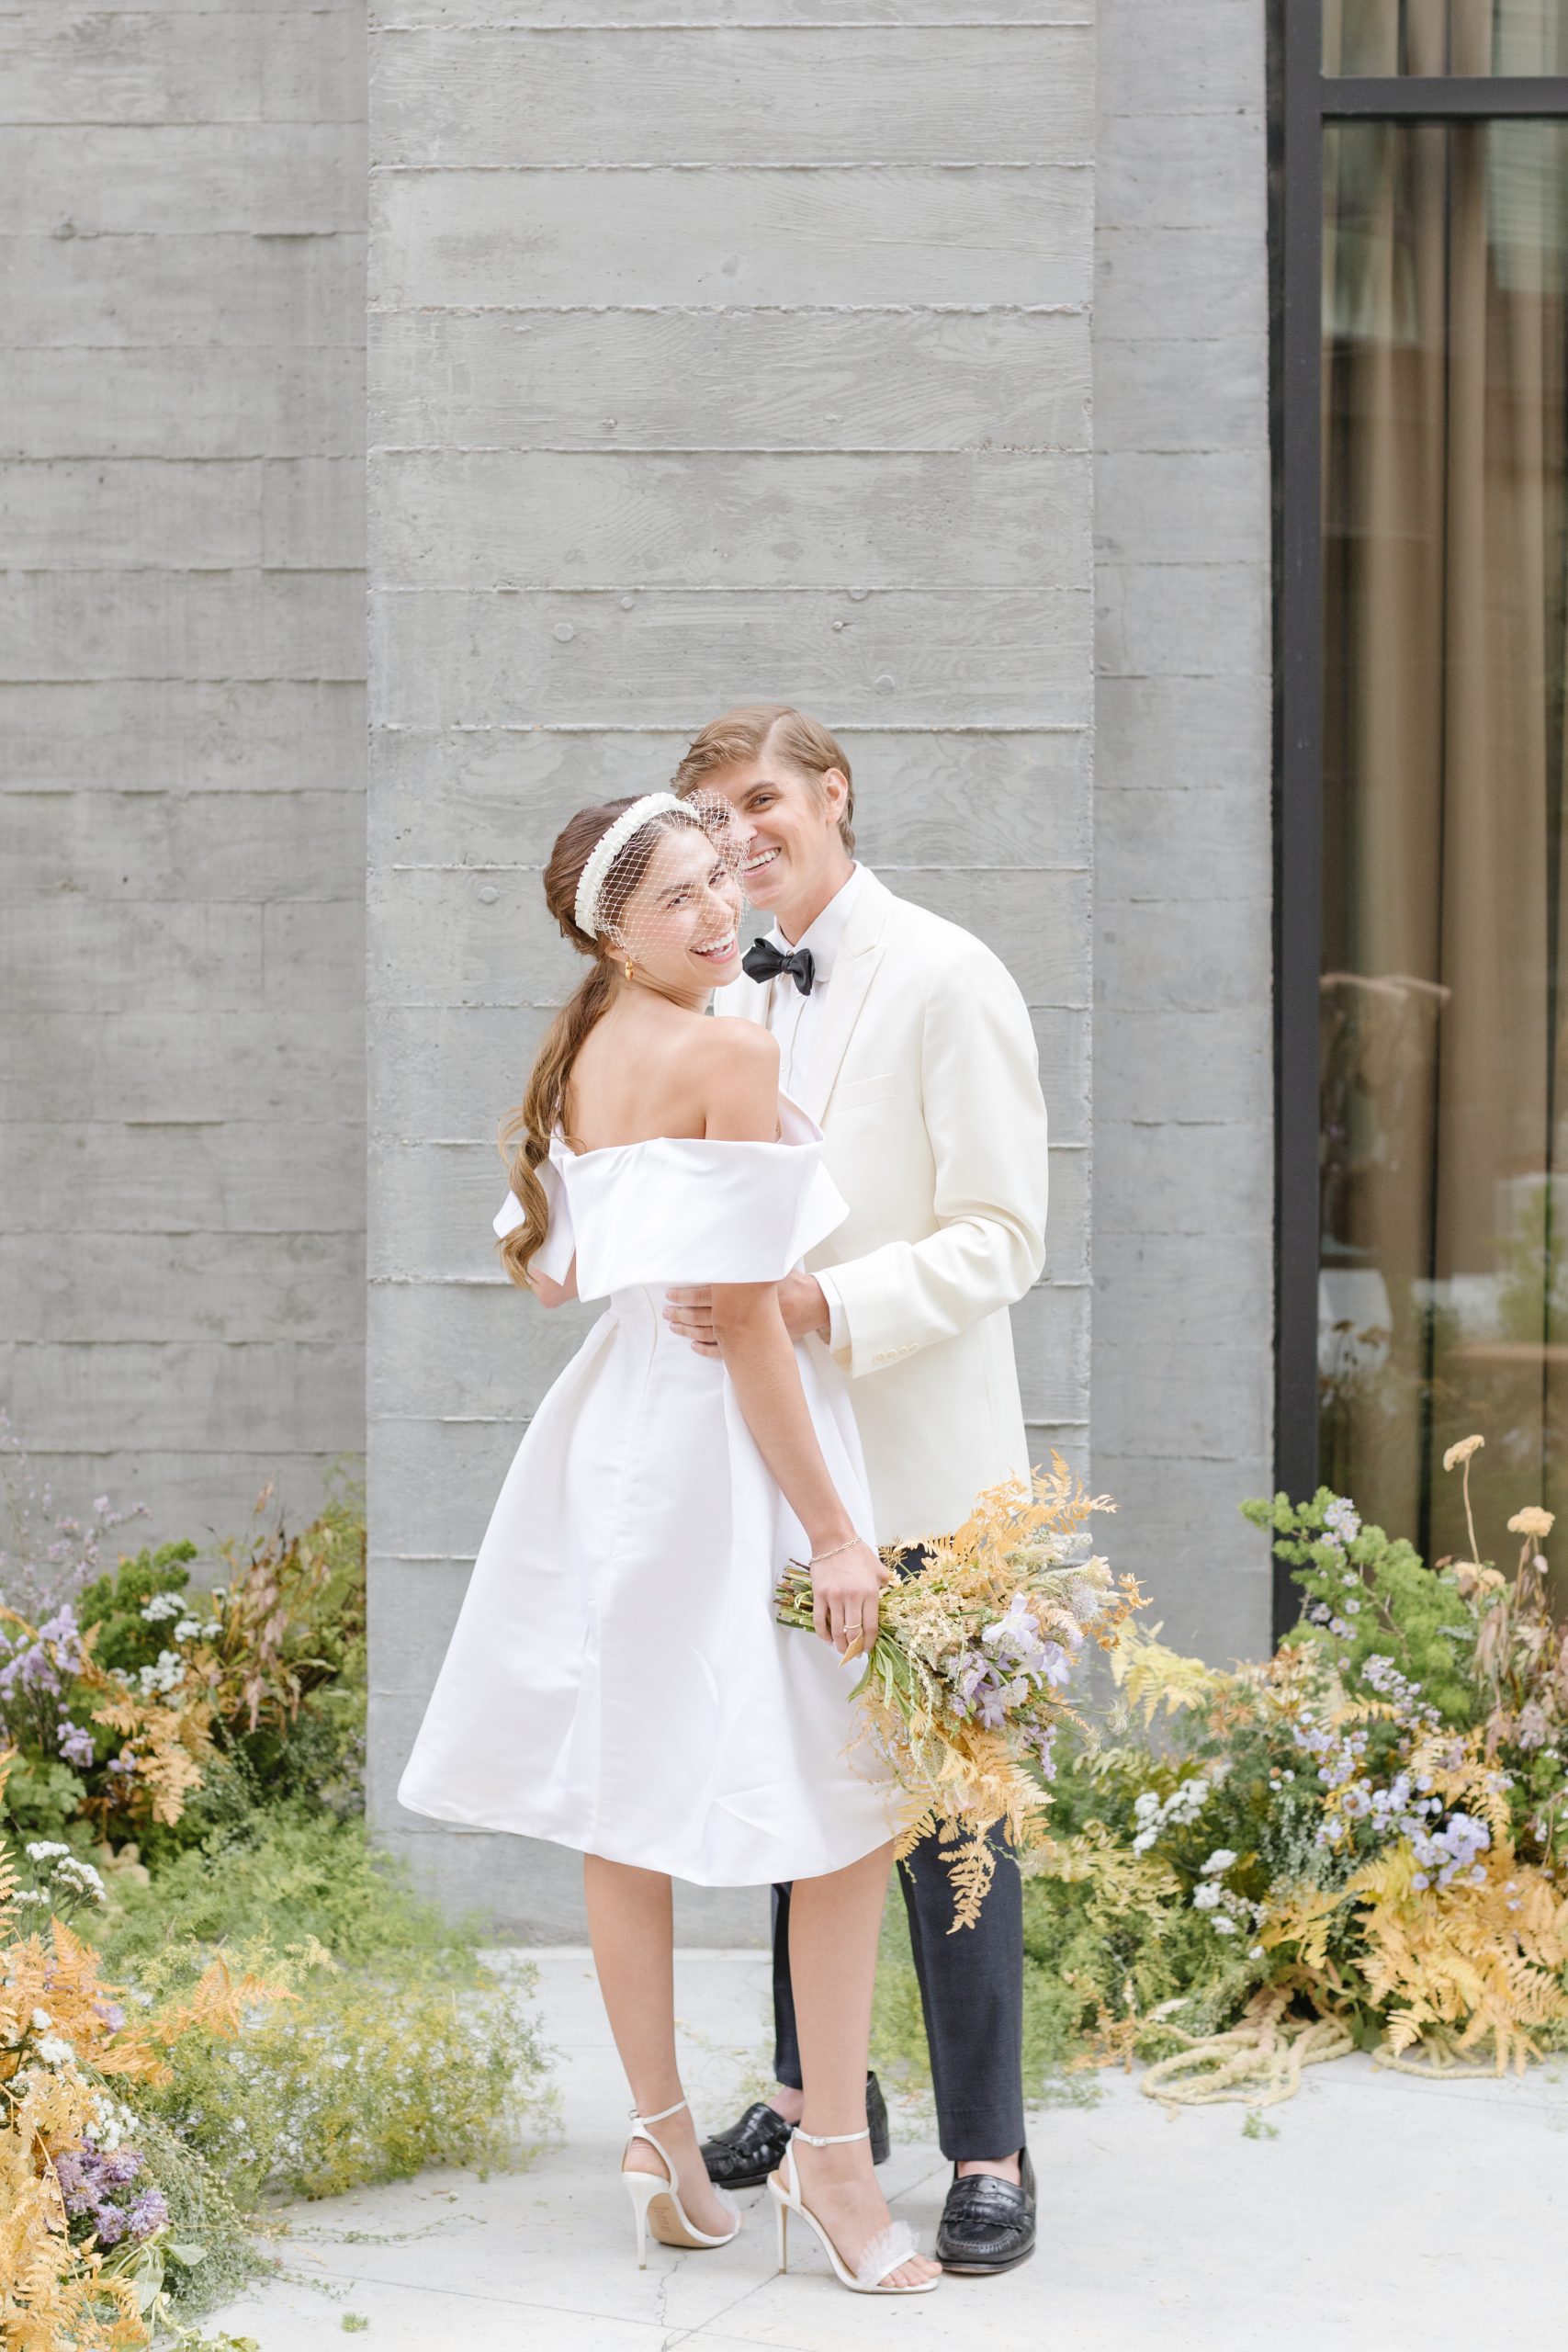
[809,1537,893,1656]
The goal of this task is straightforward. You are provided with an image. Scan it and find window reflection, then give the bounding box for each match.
[1320,120,1568,1567]
[1326,0,1568,74]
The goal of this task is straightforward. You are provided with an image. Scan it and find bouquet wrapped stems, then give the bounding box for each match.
[776,1459,1139,1928]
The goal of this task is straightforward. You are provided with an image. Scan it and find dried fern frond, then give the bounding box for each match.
[1107,1620,1233,1724]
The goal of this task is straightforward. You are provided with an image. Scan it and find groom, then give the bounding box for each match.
[666,706,1049,2274]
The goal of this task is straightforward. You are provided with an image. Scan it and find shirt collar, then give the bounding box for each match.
[769,863,868,989]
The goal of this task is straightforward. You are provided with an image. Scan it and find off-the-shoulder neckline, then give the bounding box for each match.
[556,1091,817,1163]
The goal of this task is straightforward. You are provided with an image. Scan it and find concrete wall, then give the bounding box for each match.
[1090,0,1274,1660]
[0,6,368,1540]
[0,0,1275,1933]
[365,0,1099,1936]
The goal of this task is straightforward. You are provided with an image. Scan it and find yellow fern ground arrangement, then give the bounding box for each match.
[776,1460,1136,1928]
[0,1749,287,2351]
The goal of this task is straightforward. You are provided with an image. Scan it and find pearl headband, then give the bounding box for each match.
[573,793,689,941]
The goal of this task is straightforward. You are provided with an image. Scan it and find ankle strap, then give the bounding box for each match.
[630,2097,688,2126]
[793,2123,871,2147]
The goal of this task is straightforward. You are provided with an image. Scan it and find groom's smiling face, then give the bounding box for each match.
[697,757,852,927]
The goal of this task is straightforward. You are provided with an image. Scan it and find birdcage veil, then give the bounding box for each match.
[575,789,750,976]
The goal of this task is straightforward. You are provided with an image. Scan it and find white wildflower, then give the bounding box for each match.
[136,1647,186,1696]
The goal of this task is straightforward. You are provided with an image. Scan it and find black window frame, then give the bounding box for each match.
[1269,2,1568,1640]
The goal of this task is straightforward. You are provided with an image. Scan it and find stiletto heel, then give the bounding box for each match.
[766,2126,939,2296]
[620,2097,741,2267]
[623,2167,660,2267]
[776,2191,789,2271]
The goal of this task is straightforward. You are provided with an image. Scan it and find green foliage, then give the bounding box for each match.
[1,1476,553,2352]
[97,1806,484,1984]
[210,1489,367,1794]
[875,1462,1568,2094]
[114,2109,265,2324]
[3,1752,88,1847]
[135,1947,547,2204]
[94,1803,549,2205]
[1241,1488,1475,1724]
[76,1541,197,1679]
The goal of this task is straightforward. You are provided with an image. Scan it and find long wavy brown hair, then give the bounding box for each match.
[497,797,694,1288]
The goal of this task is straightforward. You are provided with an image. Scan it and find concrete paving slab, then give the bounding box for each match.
[209,1946,1568,2352]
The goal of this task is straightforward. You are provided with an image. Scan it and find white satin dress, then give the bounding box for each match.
[396,1096,895,1886]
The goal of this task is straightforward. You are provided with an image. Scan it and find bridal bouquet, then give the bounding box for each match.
[775,1459,1137,1928]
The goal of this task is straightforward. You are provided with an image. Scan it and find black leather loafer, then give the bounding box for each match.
[934,2145,1036,2274]
[699,2071,890,2191]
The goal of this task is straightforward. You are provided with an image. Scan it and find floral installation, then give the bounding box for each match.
[0,1467,551,2352]
[777,1460,1137,1928]
[0,1745,288,2350]
[0,1491,373,1860]
[874,1436,1568,2105]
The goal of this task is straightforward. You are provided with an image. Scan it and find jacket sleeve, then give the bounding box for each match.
[817,947,1048,1378]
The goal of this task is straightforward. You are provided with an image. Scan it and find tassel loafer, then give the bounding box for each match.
[700,2071,889,2192]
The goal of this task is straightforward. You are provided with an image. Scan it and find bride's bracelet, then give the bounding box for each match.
[807,1534,862,1568]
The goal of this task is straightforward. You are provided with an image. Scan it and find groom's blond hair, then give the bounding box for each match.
[671,705,855,854]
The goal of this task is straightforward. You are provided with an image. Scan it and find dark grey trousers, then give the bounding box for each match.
[767,1543,1027,2162]
[769,1826,1027,2162]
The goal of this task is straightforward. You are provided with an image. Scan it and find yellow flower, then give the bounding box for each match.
[1508,1506,1554,1540]
[1443,1434,1485,1471]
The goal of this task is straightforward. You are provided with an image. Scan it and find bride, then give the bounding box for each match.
[398,792,941,2297]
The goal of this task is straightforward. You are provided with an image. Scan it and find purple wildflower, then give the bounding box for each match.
[57,1718,96,1769]
[126,2189,169,2240]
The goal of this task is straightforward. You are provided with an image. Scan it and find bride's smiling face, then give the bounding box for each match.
[612,823,743,992]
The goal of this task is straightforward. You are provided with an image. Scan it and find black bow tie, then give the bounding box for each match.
[742,938,816,996]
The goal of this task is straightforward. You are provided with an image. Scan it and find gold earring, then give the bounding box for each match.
[624,958,634,982]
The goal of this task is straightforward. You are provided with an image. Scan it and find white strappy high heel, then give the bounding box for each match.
[621,2097,741,2268]
[769,2124,939,2295]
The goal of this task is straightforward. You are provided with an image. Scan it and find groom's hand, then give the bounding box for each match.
[664,1272,830,1357]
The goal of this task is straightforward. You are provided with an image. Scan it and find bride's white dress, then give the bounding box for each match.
[396,1094,895,1885]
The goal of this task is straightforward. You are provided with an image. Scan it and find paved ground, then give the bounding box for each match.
[211,1946,1568,2352]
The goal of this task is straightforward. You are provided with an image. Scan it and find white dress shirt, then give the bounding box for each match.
[761,862,870,1351]
[765,861,869,1100]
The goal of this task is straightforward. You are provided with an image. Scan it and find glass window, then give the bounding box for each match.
[1326,1,1568,74]
[1319,119,1568,1560]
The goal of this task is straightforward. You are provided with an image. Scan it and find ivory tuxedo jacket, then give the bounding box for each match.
[713,866,1049,1545]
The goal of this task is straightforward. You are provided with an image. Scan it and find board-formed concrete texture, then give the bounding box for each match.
[0,3,1278,1939]
[0,2,369,1537]
[1090,0,1274,1663]
[365,0,1098,1936]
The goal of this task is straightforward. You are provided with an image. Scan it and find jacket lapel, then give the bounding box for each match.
[711,872,895,1120]
[794,870,893,1125]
